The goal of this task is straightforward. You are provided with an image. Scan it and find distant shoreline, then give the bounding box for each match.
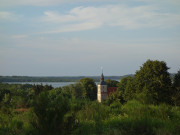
[0,75,133,82]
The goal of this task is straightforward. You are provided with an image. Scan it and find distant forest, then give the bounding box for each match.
[0,75,133,82]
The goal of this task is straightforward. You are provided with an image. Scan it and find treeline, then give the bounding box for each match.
[0,76,129,82]
[107,60,180,105]
[0,59,180,135]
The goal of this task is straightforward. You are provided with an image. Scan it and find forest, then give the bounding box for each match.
[0,76,128,82]
[0,60,180,135]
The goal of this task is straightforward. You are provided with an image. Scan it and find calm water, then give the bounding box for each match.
[4,81,112,88]
[5,82,76,88]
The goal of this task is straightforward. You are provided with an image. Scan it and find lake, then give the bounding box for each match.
[4,81,110,88]
[4,82,76,88]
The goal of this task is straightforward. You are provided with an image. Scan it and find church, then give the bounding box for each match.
[97,73,117,102]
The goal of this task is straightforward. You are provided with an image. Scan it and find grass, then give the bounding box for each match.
[74,100,180,135]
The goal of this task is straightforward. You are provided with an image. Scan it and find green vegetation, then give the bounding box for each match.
[105,79,119,87]
[0,76,128,82]
[0,76,83,82]
[0,60,180,135]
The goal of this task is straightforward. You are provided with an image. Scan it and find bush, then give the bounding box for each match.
[30,90,73,135]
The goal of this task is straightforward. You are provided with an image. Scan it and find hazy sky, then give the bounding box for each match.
[0,0,180,76]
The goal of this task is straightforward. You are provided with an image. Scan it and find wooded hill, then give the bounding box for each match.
[0,75,133,82]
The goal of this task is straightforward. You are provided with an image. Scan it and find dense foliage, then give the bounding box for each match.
[110,60,176,105]
[172,70,180,106]
[0,60,180,135]
[79,78,97,100]
[105,79,119,87]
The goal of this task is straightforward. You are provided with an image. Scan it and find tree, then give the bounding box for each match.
[123,77,136,102]
[117,77,133,91]
[79,78,97,100]
[32,84,53,96]
[173,70,180,88]
[172,70,180,105]
[134,59,172,104]
[32,90,72,135]
[68,83,86,99]
[106,90,124,105]
[115,76,135,103]
[105,79,119,87]
[106,77,133,105]
[61,83,86,99]
[0,89,11,103]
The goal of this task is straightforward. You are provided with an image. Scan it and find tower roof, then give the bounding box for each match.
[100,73,106,85]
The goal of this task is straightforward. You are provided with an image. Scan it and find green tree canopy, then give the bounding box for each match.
[116,76,135,103]
[173,70,180,88]
[79,78,97,100]
[172,70,180,105]
[105,79,119,87]
[134,59,172,104]
[117,77,134,92]
[32,90,72,135]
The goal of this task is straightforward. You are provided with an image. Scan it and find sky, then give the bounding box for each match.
[0,0,180,76]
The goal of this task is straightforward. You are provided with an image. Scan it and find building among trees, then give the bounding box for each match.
[97,73,117,102]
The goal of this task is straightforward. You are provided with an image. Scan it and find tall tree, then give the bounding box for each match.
[117,76,135,103]
[79,78,97,100]
[134,60,172,104]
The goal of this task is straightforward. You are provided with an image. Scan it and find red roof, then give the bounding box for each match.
[107,87,117,96]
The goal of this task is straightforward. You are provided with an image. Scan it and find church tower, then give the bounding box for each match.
[97,72,108,102]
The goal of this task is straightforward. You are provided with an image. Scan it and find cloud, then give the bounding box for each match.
[1,0,180,8]
[141,0,180,7]
[43,22,102,34]
[0,0,118,7]
[0,0,60,7]
[12,34,28,39]
[0,11,21,22]
[40,5,180,33]
[1,1,180,34]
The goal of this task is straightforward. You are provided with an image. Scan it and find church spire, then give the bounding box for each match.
[100,66,104,81]
[100,67,106,85]
[100,73,104,81]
